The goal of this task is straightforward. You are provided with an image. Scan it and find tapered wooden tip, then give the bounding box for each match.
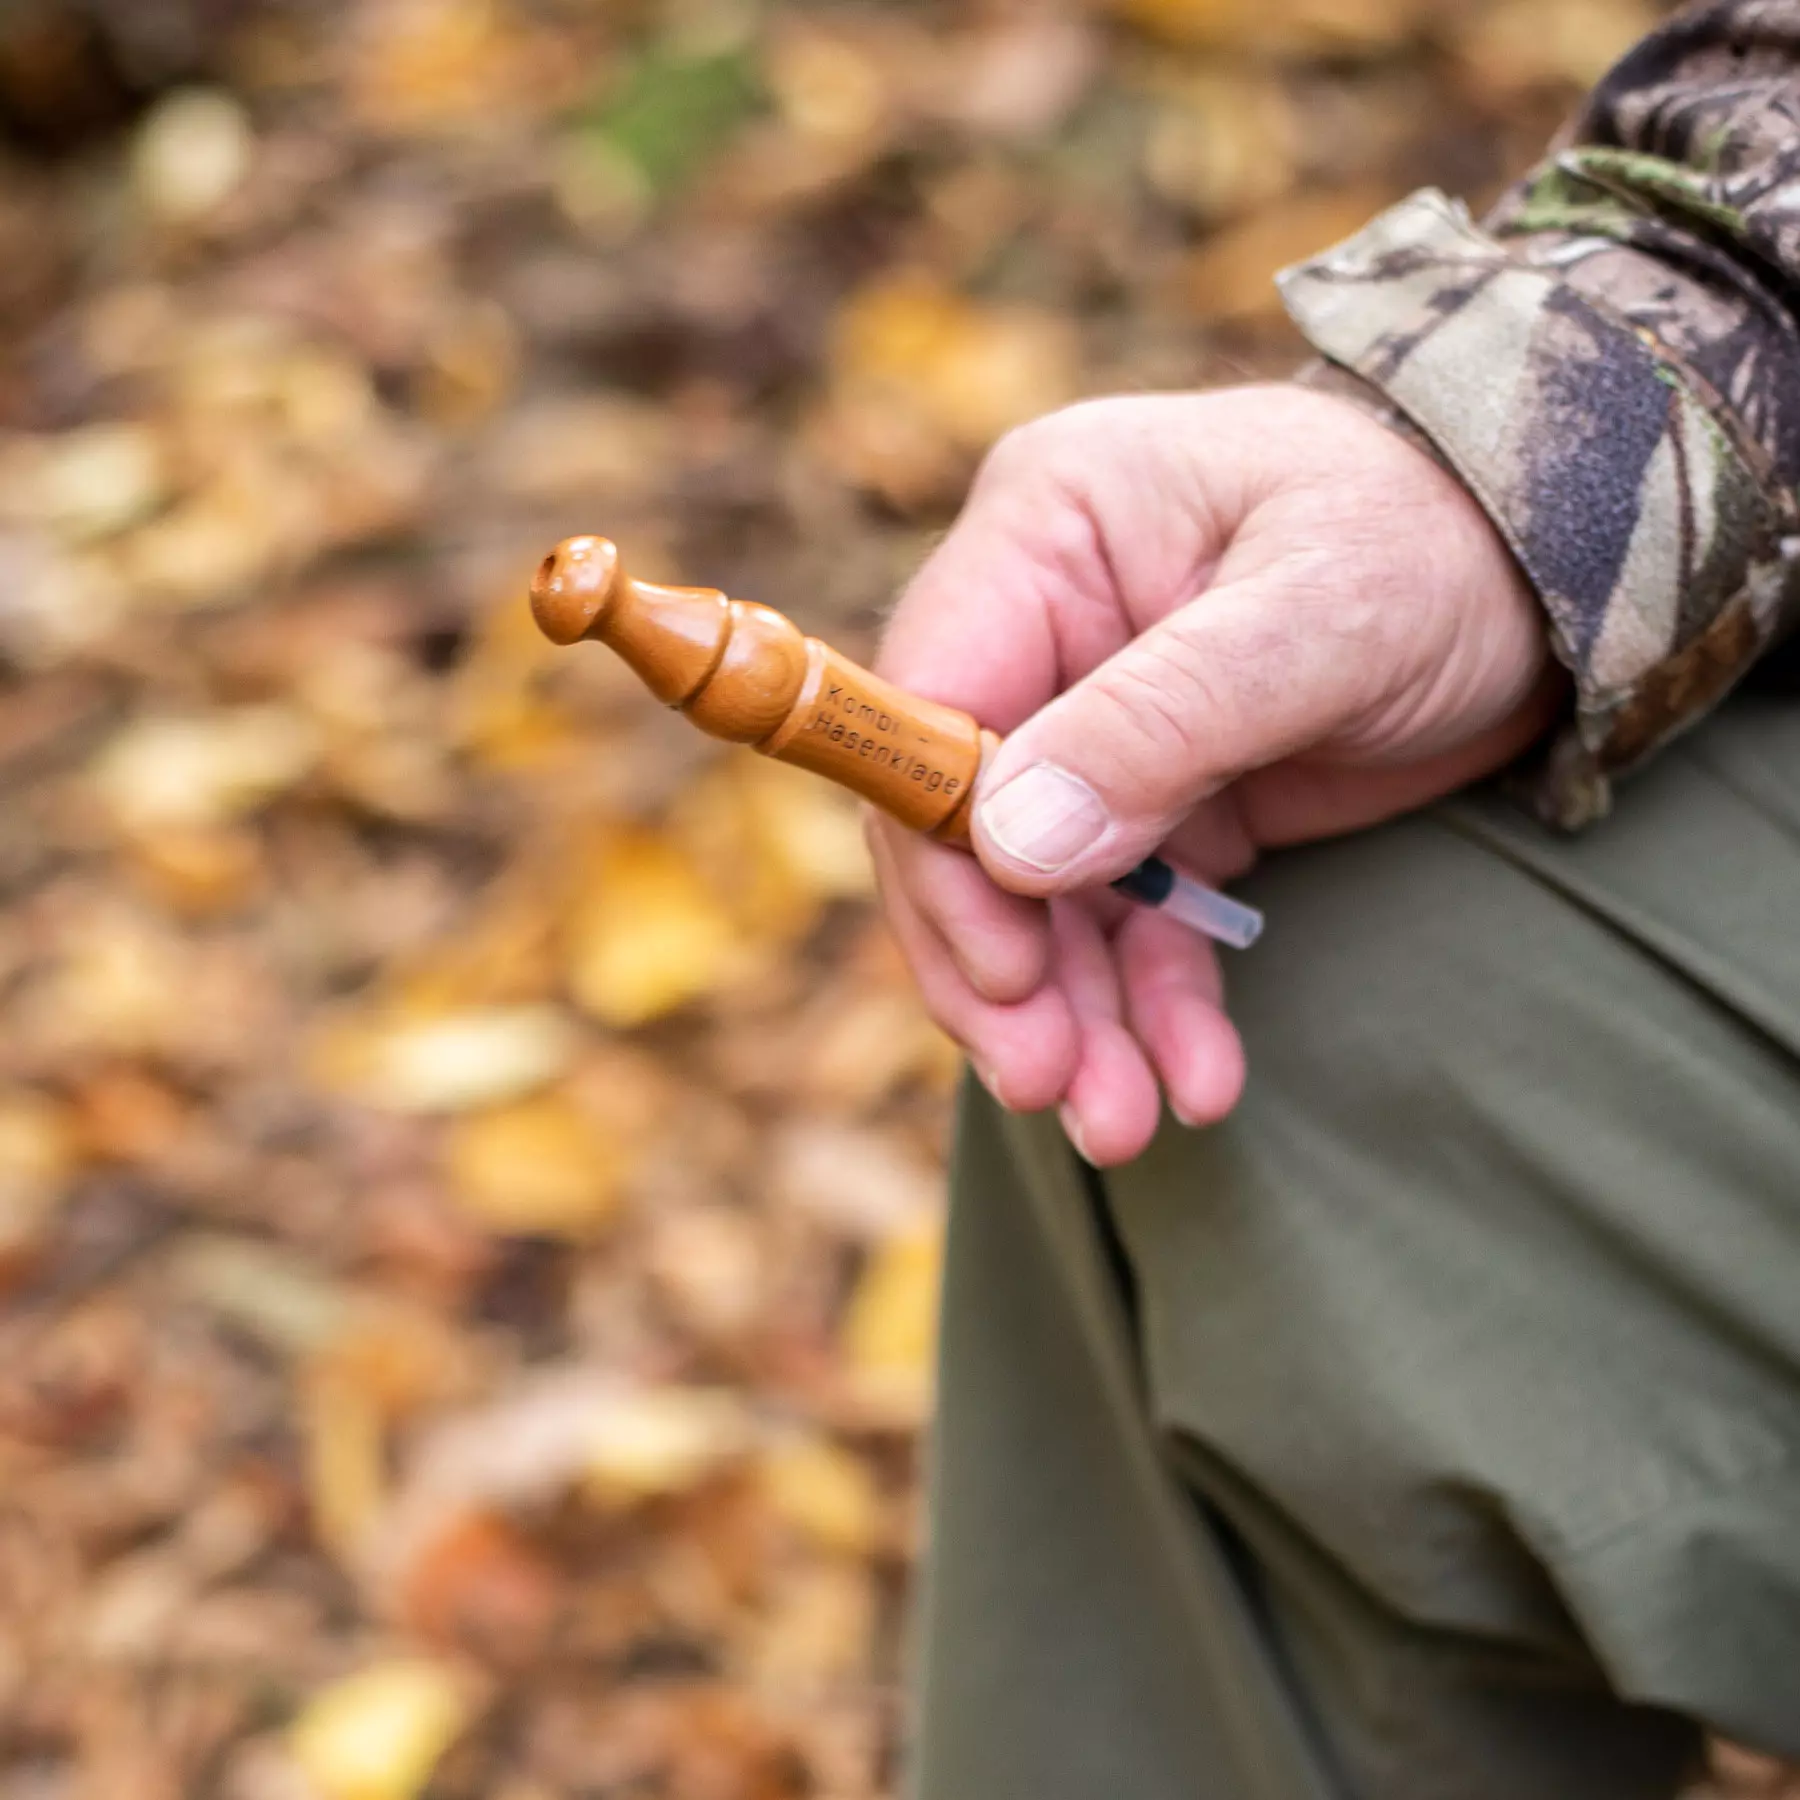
[529,534,623,645]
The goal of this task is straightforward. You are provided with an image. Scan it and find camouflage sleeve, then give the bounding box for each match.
[1278,1,1800,828]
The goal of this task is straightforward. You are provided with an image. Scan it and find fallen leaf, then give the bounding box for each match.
[312,1004,578,1115]
[91,705,321,834]
[444,1092,626,1240]
[645,1202,765,1340]
[479,396,677,508]
[348,0,561,134]
[761,1436,880,1556]
[172,1235,356,1355]
[841,1221,944,1417]
[1179,184,1396,322]
[287,1660,470,1800]
[833,272,1079,452]
[0,423,168,543]
[749,1562,875,1693]
[121,475,290,608]
[1113,0,1428,53]
[393,1510,558,1664]
[584,1386,757,1507]
[375,1371,753,1558]
[773,1124,942,1241]
[565,826,749,1029]
[126,824,264,915]
[23,902,196,1059]
[1143,72,1299,220]
[1456,0,1664,92]
[765,21,890,152]
[414,301,519,429]
[69,1065,190,1165]
[0,1088,76,1284]
[302,1361,387,1558]
[132,88,254,224]
[673,758,872,947]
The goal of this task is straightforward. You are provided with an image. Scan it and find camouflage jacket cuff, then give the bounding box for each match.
[1278,188,1800,830]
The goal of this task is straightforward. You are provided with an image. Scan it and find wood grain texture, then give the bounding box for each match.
[531,536,994,841]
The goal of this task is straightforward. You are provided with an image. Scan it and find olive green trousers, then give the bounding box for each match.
[910,696,1800,1800]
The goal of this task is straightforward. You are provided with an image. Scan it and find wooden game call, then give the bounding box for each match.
[530,535,996,842]
[529,535,1266,949]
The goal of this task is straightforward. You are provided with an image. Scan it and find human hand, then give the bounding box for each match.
[871,385,1566,1165]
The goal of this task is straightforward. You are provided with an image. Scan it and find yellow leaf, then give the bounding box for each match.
[444,1093,625,1239]
[836,272,964,385]
[33,905,193,1057]
[583,1386,755,1506]
[91,705,320,834]
[348,0,560,135]
[1,422,168,543]
[761,1436,881,1555]
[325,1306,480,1414]
[302,1301,478,1560]
[301,1363,386,1559]
[741,759,873,899]
[766,22,890,150]
[750,1563,875,1691]
[288,1661,469,1800]
[833,273,1078,452]
[0,1091,76,1197]
[312,1005,577,1114]
[925,305,1079,449]
[566,827,748,1029]
[674,759,873,945]
[842,1221,944,1411]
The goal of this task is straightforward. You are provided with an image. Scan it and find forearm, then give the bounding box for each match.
[1283,0,1800,827]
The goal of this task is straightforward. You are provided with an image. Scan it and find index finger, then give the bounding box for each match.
[876,494,1061,726]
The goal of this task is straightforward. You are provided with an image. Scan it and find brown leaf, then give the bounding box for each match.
[1112,0,1430,53]
[1178,184,1398,322]
[392,1510,559,1664]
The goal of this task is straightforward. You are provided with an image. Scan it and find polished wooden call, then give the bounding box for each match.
[530,535,996,842]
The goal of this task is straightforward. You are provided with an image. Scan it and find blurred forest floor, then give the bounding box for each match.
[0,1,1785,1797]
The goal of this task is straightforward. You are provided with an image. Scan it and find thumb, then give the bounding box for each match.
[972,576,1371,893]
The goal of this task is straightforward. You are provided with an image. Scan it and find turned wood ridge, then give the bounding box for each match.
[530,535,998,842]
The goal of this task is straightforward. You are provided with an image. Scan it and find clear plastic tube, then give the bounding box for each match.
[1110,856,1264,950]
[1159,871,1263,950]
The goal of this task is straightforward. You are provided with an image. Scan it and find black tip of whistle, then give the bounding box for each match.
[1111,855,1175,908]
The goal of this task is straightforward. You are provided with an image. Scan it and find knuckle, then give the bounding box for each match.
[979,413,1064,488]
[977,398,1126,492]
[1085,626,1240,788]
